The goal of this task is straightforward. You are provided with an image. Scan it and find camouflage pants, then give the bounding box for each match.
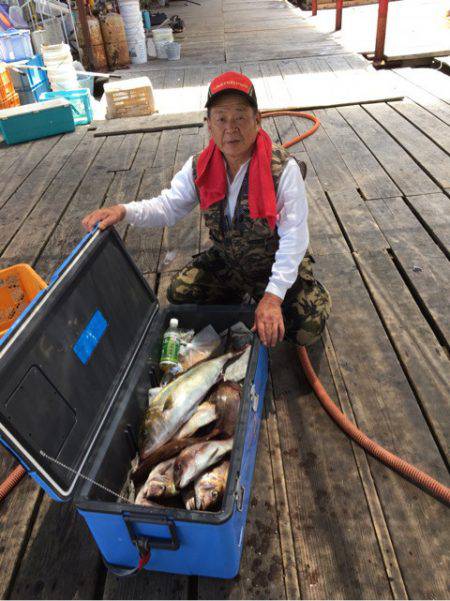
[167,247,331,346]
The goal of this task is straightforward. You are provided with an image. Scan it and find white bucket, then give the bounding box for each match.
[155,40,170,59]
[165,41,181,60]
[129,40,147,64]
[152,28,173,43]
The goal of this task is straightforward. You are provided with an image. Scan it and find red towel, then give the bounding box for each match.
[195,129,277,230]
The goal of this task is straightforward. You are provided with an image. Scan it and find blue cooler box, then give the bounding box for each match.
[0,228,268,579]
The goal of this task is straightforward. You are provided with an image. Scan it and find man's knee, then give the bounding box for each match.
[284,281,332,346]
[167,269,200,304]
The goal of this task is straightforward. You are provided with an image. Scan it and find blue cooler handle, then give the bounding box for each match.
[103,514,180,577]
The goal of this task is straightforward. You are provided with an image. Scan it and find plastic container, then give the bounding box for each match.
[0,91,20,110]
[8,54,49,91]
[0,227,268,579]
[128,39,147,64]
[152,27,173,44]
[42,43,80,92]
[77,73,94,95]
[40,88,93,125]
[17,80,50,105]
[31,28,49,54]
[166,41,181,60]
[0,264,46,338]
[0,97,75,144]
[0,64,15,102]
[142,10,151,30]
[155,40,169,59]
[0,29,33,62]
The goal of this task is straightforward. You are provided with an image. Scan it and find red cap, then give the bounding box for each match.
[205,71,258,108]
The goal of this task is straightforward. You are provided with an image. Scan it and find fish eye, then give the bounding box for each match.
[211,490,218,499]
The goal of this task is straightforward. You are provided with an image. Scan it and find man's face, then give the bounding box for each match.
[207,93,261,160]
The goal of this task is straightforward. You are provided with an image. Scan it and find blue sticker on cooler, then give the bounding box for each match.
[73,310,108,365]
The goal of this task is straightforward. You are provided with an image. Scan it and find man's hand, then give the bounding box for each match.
[252,292,285,347]
[82,205,126,232]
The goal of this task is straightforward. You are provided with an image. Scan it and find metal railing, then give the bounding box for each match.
[310,0,390,66]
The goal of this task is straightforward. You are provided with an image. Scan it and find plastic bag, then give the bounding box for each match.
[179,325,221,371]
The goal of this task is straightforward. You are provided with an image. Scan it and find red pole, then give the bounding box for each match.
[374,0,389,66]
[335,0,343,30]
[312,0,317,16]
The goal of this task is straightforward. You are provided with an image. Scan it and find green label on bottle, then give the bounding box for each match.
[160,333,180,365]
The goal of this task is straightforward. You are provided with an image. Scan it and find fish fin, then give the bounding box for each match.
[163,395,174,411]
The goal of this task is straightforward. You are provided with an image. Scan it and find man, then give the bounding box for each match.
[83,72,331,348]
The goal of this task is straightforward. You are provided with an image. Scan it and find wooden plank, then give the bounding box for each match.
[33,135,125,280]
[403,192,450,255]
[92,112,205,137]
[107,133,143,172]
[153,129,181,168]
[298,111,358,193]
[270,341,393,598]
[264,376,301,600]
[273,115,304,151]
[0,135,61,208]
[0,133,104,269]
[300,153,349,257]
[389,69,450,126]
[197,392,287,600]
[132,132,162,170]
[174,130,204,172]
[367,198,450,344]
[103,571,189,600]
[314,251,449,599]
[363,103,450,190]
[338,105,440,196]
[388,99,450,154]
[355,250,450,460]
[124,167,173,274]
[9,500,103,600]
[259,60,293,109]
[0,450,42,600]
[392,67,450,104]
[314,107,401,200]
[326,188,389,253]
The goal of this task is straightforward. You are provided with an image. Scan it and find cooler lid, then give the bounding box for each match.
[0,228,158,501]
[0,98,70,120]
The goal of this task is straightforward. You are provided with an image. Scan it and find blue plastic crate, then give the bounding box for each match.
[0,28,33,62]
[0,97,75,144]
[17,79,50,105]
[9,54,49,90]
[39,88,93,125]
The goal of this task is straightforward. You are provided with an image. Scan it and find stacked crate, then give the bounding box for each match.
[8,54,50,105]
[0,64,20,110]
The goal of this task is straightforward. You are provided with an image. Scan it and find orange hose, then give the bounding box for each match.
[265,110,450,505]
[298,347,450,505]
[0,465,26,503]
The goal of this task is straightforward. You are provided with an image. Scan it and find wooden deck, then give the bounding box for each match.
[1,1,450,598]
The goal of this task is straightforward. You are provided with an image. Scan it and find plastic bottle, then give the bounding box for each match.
[160,318,181,372]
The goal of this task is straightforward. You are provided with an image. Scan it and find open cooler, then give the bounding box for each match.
[0,228,268,579]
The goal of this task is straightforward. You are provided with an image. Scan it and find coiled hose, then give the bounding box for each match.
[0,110,448,506]
[260,109,449,505]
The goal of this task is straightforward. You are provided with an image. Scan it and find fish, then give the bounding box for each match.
[174,438,234,489]
[134,487,164,507]
[209,381,242,438]
[182,486,196,510]
[223,346,251,383]
[139,352,235,460]
[195,460,230,511]
[138,457,178,500]
[174,402,217,440]
[131,429,221,486]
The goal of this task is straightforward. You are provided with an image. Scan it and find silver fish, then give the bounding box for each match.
[139,457,178,499]
[224,345,251,383]
[174,438,234,489]
[139,352,235,460]
[195,460,230,510]
[174,401,217,440]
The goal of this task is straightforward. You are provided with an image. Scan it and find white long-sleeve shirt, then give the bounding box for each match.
[123,155,309,300]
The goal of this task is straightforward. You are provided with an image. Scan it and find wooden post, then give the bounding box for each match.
[312,0,317,16]
[374,0,389,66]
[335,0,343,30]
[75,0,95,70]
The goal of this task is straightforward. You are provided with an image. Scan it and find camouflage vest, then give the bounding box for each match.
[193,143,307,283]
